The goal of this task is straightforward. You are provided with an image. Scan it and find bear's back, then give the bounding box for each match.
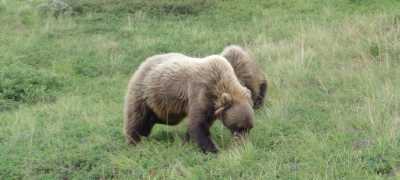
[141,53,202,119]
[143,54,233,98]
[139,53,240,120]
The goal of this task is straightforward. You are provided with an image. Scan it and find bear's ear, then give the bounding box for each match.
[214,93,233,117]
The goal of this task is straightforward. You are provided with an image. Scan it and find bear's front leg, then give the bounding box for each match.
[188,122,218,153]
[187,86,218,153]
[187,104,218,153]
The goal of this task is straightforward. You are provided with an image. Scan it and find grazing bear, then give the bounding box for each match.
[221,45,268,109]
[124,53,254,153]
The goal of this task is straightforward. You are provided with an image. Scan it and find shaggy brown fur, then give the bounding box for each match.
[124,54,254,153]
[221,45,267,109]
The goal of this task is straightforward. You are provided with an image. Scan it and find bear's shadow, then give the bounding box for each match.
[148,128,234,149]
[149,131,183,143]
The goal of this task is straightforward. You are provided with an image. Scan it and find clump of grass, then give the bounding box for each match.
[72,58,103,78]
[0,63,63,111]
[364,155,393,175]
[138,0,214,16]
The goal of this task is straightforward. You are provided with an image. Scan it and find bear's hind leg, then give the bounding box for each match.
[124,98,155,144]
[139,112,158,137]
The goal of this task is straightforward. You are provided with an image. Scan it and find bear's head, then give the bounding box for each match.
[221,45,267,109]
[248,74,267,109]
[215,92,254,137]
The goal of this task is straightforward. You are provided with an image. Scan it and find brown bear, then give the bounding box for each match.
[124,53,254,153]
[221,45,268,109]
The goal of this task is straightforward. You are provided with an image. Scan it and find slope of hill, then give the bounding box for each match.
[1,0,399,179]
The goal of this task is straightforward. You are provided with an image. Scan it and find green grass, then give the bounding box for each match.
[1,0,400,179]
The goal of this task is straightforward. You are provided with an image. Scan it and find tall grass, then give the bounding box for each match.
[0,0,399,179]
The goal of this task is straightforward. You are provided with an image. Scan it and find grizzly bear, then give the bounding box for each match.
[124,53,254,153]
[221,45,268,109]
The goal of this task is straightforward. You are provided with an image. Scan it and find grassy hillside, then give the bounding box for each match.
[1,0,399,179]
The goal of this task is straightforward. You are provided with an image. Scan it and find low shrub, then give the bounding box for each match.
[39,0,214,17]
[0,63,63,111]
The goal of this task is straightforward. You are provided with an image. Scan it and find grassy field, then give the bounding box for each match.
[1,0,400,179]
